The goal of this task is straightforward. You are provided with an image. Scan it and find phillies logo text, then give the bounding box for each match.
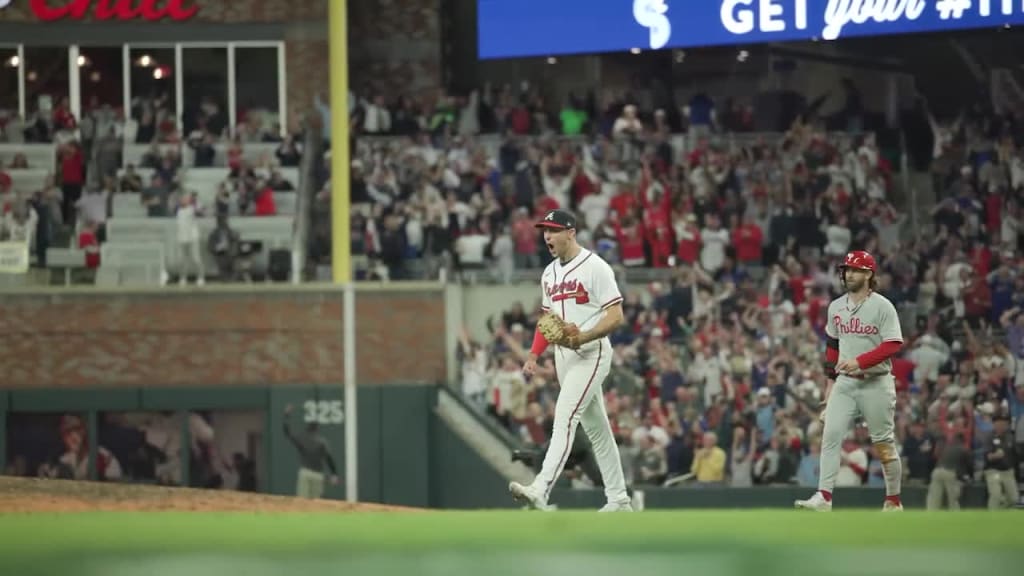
[833,316,879,335]
[546,280,590,304]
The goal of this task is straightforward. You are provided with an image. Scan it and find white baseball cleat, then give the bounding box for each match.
[509,481,554,511]
[795,491,833,512]
[882,501,904,512]
[599,500,634,512]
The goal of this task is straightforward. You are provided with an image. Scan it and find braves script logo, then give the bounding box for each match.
[633,0,672,50]
[546,279,590,305]
[833,315,879,336]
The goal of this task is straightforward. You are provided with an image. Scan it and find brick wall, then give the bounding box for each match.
[0,289,446,389]
[348,0,442,100]
[0,0,442,112]
[284,36,329,128]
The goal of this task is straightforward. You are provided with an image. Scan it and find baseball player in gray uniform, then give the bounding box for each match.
[796,250,905,511]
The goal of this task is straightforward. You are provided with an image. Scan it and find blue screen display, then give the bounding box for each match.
[478,0,1024,59]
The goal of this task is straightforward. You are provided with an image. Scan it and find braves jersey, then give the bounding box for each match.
[826,291,903,377]
[541,248,623,353]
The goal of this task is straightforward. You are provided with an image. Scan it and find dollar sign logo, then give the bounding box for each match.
[633,0,671,50]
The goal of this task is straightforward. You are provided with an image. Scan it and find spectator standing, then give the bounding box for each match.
[730,426,755,487]
[984,414,1019,509]
[75,181,111,242]
[636,433,668,486]
[700,214,729,274]
[797,438,822,487]
[926,433,971,510]
[208,214,241,282]
[835,435,868,487]
[176,192,205,286]
[59,141,85,225]
[691,431,726,484]
[282,404,340,499]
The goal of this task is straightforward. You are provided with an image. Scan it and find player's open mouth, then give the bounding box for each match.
[547,242,555,251]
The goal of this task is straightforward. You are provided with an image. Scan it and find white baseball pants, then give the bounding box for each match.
[533,340,629,504]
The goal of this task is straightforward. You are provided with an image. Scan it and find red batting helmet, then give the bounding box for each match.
[839,250,877,272]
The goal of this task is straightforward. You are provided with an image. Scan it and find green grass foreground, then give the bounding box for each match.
[0,511,1021,576]
[0,510,1021,553]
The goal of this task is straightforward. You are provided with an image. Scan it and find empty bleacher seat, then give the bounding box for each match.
[122,143,182,168]
[100,242,166,286]
[45,247,87,285]
[105,216,292,278]
[0,143,57,172]
[5,169,51,194]
[111,193,147,218]
[273,192,297,215]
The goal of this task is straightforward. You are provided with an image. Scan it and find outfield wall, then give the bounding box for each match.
[0,384,995,510]
[0,286,1000,509]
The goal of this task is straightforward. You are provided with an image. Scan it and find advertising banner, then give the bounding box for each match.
[0,241,28,274]
[478,0,1024,59]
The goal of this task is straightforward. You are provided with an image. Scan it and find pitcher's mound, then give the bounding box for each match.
[0,477,420,513]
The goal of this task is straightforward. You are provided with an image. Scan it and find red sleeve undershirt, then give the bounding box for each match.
[824,338,839,379]
[856,340,903,371]
[530,327,549,356]
[826,344,839,364]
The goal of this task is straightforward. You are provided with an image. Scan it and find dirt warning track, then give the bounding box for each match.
[0,477,421,513]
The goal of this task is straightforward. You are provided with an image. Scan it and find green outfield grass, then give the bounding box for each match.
[1,511,1021,576]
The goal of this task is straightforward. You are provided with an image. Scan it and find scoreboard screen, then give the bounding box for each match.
[478,0,1024,59]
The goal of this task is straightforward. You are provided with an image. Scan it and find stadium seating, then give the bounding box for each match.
[114,166,300,215]
[0,143,57,173]
[103,216,293,282]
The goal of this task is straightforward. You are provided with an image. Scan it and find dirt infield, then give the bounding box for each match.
[0,477,420,513]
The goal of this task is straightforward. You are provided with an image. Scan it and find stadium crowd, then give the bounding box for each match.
[0,91,298,279]
[1,62,1022,508]
[404,86,1024,509]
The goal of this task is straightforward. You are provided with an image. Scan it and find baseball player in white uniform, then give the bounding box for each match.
[796,250,905,511]
[509,209,633,512]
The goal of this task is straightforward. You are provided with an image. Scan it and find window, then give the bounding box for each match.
[128,46,176,144]
[234,46,283,141]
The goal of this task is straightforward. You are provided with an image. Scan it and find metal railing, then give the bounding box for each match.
[291,121,321,284]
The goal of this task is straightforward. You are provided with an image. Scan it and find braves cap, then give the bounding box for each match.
[535,209,576,230]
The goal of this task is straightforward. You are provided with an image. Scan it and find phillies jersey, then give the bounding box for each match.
[541,248,623,354]
[825,292,903,377]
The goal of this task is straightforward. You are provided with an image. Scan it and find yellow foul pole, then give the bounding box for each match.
[329,0,357,503]
[329,0,351,284]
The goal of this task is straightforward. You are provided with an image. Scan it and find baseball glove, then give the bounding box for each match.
[537,313,582,349]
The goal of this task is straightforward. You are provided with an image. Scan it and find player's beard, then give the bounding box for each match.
[845,273,871,295]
